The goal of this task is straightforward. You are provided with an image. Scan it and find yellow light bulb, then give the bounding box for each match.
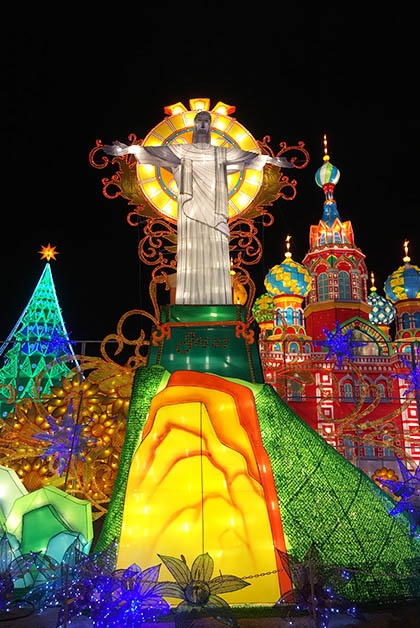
[323,133,330,161]
[403,239,411,263]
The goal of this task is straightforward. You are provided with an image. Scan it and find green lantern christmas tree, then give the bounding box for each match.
[0,245,78,421]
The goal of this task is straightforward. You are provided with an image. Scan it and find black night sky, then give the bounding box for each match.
[1,7,418,344]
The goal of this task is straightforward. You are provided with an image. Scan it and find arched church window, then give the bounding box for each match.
[414,312,420,328]
[286,307,293,324]
[318,273,329,301]
[288,342,299,354]
[338,271,351,300]
[293,310,300,325]
[363,444,375,458]
[376,382,387,401]
[343,439,354,459]
[343,381,353,399]
[402,313,411,329]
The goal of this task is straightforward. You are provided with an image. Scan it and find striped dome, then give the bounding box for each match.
[252,293,275,323]
[368,291,395,325]
[264,258,312,297]
[315,160,340,187]
[384,264,420,303]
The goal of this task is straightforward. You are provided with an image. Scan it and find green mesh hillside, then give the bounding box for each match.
[255,384,420,602]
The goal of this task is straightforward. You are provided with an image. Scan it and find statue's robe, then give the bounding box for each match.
[132,143,271,305]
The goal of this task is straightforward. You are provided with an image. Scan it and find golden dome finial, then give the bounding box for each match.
[323,134,330,162]
[285,234,292,258]
[403,239,411,263]
[370,271,377,292]
[39,243,59,262]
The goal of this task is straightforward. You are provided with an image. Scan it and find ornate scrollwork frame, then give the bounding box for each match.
[90,133,309,327]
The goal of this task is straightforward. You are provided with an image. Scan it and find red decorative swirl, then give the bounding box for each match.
[151,323,171,346]
[278,175,298,201]
[102,175,123,199]
[235,321,255,345]
[229,218,263,267]
[258,136,275,157]
[277,140,310,169]
[89,140,108,169]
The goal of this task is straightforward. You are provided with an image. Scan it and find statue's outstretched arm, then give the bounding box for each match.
[103,141,143,159]
[266,156,294,168]
[102,142,180,170]
[225,148,294,173]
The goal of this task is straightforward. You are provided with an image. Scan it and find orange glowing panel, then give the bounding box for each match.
[211,101,236,116]
[164,102,188,116]
[189,98,210,111]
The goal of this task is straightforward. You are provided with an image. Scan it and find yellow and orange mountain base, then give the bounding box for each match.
[117,372,291,604]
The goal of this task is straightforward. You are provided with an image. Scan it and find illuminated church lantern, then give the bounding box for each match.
[385,240,420,345]
[264,236,312,353]
[303,138,370,340]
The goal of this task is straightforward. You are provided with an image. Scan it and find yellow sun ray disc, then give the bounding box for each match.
[136,105,263,221]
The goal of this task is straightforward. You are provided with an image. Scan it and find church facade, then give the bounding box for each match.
[253,153,420,484]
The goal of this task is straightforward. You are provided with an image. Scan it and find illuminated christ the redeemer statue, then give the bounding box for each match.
[104,111,293,306]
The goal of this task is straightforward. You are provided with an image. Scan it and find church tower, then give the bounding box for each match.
[302,138,369,341]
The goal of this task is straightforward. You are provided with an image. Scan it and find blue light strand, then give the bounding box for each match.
[40,329,76,361]
[316,322,365,369]
[376,458,420,537]
[33,401,96,476]
[20,541,170,626]
[276,545,363,628]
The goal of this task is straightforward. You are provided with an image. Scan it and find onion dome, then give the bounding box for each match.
[368,292,395,325]
[315,160,340,188]
[314,136,342,227]
[265,237,312,298]
[384,241,420,303]
[265,259,312,297]
[252,293,275,323]
[368,272,395,325]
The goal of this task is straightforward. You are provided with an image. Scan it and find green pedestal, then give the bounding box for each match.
[147,304,263,383]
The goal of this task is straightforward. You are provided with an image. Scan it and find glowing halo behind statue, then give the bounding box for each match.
[137,102,265,222]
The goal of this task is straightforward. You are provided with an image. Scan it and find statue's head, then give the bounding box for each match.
[192,111,211,144]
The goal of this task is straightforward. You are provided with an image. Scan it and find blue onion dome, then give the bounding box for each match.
[252,293,275,323]
[264,257,312,298]
[385,263,420,303]
[315,160,340,188]
[368,290,395,325]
